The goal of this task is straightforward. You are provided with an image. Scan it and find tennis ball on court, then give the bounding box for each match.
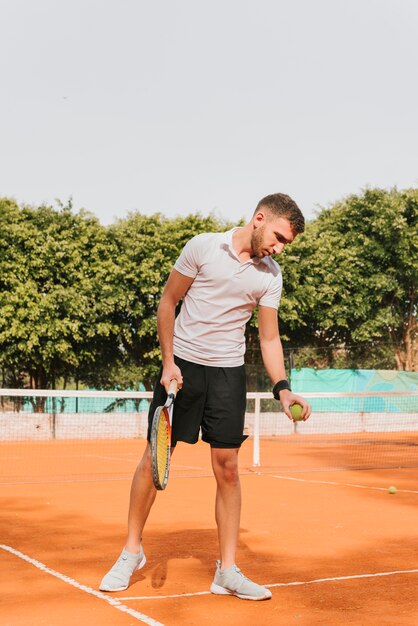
[388,486,397,494]
[290,403,303,421]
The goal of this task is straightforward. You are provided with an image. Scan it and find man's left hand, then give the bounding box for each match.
[278,389,311,421]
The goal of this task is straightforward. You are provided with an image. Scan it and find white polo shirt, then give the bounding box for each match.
[172,228,282,367]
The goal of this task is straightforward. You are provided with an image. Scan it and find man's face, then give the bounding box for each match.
[251,215,295,258]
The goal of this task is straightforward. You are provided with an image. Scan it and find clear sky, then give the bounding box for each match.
[1,0,417,225]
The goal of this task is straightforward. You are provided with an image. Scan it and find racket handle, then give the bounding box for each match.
[168,378,178,398]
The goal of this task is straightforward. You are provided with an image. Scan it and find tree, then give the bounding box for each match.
[0,199,120,389]
[278,188,418,370]
[0,200,238,390]
[3,187,415,392]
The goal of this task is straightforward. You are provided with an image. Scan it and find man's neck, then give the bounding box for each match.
[231,226,253,262]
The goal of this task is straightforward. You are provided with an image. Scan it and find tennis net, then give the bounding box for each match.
[0,389,153,483]
[0,389,417,482]
[247,391,418,472]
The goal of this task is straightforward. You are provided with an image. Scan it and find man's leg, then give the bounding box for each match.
[100,443,156,591]
[210,447,241,569]
[126,443,157,553]
[210,446,272,600]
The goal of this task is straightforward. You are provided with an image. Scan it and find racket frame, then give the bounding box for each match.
[150,380,177,490]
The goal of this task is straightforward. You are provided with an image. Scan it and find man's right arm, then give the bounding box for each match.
[157,268,195,391]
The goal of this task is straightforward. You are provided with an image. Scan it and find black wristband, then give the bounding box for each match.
[272,380,291,400]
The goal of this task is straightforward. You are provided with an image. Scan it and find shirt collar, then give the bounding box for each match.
[221,228,263,265]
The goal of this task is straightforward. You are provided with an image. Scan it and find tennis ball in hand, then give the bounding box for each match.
[388,486,397,494]
[290,403,303,421]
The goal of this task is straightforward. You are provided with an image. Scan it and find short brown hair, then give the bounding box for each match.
[255,193,305,234]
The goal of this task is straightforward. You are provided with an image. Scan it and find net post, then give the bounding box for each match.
[51,395,56,439]
[253,395,261,467]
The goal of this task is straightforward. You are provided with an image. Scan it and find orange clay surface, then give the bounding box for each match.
[1,439,418,626]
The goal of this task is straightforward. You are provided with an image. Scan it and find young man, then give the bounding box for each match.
[100,193,311,600]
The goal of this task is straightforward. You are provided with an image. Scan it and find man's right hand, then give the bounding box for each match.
[160,362,183,392]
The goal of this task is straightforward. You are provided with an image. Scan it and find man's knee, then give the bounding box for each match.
[136,444,153,474]
[212,449,240,485]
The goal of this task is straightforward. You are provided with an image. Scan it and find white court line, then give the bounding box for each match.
[272,475,418,494]
[0,473,209,486]
[267,569,418,588]
[170,464,207,471]
[0,545,164,626]
[122,591,211,600]
[120,568,418,601]
[0,477,130,486]
[84,454,138,463]
[84,460,208,471]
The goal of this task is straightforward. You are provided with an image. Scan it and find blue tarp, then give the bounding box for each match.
[290,369,418,413]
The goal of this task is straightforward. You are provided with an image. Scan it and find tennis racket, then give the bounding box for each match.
[150,379,178,490]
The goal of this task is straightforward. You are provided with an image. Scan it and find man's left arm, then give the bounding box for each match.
[258,305,311,421]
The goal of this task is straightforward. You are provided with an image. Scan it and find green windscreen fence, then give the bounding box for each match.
[291,369,418,393]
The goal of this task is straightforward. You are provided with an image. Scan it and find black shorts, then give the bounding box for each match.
[147,356,248,449]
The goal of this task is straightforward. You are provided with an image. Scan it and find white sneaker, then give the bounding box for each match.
[210,560,272,601]
[100,547,146,592]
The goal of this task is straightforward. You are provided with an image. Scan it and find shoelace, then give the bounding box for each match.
[113,553,138,573]
[113,556,128,572]
[219,564,250,584]
[115,553,142,567]
[233,566,250,582]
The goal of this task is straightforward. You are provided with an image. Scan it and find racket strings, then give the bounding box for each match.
[156,414,170,483]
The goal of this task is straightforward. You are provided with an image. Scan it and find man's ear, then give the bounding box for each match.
[253,210,267,227]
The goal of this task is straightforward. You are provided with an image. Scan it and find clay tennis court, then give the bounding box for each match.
[2,435,418,626]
